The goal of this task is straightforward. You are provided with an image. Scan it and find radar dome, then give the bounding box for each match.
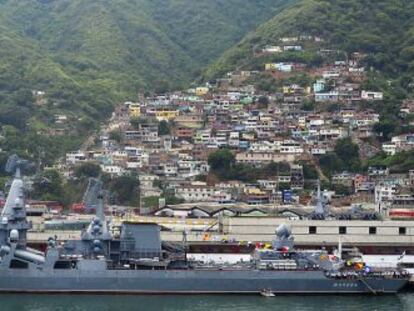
[9,229,19,242]
[275,224,292,239]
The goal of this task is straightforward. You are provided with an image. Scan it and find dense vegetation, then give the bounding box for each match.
[206,0,414,82]
[31,162,141,207]
[318,138,361,178]
[366,150,414,174]
[208,148,291,184]
[0,0,293,165]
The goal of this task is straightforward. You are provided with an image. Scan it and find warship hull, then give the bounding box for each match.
[0,269,406,294]
[0,167,407,296]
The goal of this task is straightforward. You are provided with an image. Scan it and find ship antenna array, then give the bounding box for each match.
[83,178,108,212]
[5,154,30,178]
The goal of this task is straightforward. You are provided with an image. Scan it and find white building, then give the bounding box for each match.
[262,45,282,53]
[176,184,216,202]
[66,151,87,165]
[315,92,339,102]
[382,143,397,156]
[375,183,397,204]
[100,165,124,176]
[279,140,303,154]
[361,91,383,101]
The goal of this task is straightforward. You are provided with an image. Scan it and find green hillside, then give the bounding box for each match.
[0,0,294,91]
[0,0,293,164]
[205,0,414,83]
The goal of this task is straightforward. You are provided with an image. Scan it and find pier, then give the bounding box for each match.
[28,216,414,250]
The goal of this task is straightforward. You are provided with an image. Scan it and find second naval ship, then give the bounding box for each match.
[0,158,408,294]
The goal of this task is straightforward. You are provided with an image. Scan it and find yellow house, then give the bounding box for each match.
[265,63,277,71]
[245,187,266,196]
[195,87,209,96]
[129,104,141,118]
[155,109,179,121]
[283,86,295,94]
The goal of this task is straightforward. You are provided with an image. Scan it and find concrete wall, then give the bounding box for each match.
[222,218,414,245]
[27,217,414,247]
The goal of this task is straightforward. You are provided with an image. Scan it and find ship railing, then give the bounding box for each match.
[125,249,162,260]
[325,270,410,280]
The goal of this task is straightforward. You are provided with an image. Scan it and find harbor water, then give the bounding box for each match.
[1,293,414,311]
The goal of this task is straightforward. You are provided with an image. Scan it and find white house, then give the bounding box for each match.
[375,183,397,204]
[66,151,87,165]
[100,165,124,176]
[382,143,397,156]
[361,91,383,101]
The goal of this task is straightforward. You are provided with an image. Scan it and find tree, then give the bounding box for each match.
[158,120,171,135]
[165,195,185,205]
[130,117,143,130]
[31,169,63,201]
[373,119,397,141]
[302,163,319,180]
[334,138,361,172]
[208,149,235,173]
[14,89,34,107]
[194,175,207,182]
[109,174,140,206]
[154,80,171,94]
[265,161,290,176]
[143,196,159,208]
[301,100,315,111]
[334,184,352,196]
[257,96,269,109]
[230,163,259,182]
[319,153,342,177]
[109,130,122,143]
[75,162,102,179]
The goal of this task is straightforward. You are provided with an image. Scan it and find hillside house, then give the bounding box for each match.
[361,91,383,101]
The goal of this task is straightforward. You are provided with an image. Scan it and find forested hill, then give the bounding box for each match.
[0,0,293,164]
[0,0,293,92]
[205,0,414,84]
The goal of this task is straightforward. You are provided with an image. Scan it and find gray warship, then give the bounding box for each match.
[0,159,408,294]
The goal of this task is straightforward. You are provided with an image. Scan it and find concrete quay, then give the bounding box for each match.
[27,217,414,247]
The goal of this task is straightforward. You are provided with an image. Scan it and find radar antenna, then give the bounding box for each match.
[83,178,104,213]
[5,154,29,178]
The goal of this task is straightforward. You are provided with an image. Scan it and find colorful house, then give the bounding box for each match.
[195,87,209,96]
[129,104,141,118]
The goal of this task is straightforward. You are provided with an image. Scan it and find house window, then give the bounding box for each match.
[339,226,347,234]
[369,227,377,235]
[399,227,407,235]
[309,226,317,234]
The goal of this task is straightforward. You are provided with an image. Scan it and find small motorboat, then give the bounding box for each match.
[260,289,275,297]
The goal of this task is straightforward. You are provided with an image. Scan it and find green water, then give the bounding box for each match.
[0,294,413,311]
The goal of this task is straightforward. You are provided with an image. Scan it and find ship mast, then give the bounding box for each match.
[81,178,112,256]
